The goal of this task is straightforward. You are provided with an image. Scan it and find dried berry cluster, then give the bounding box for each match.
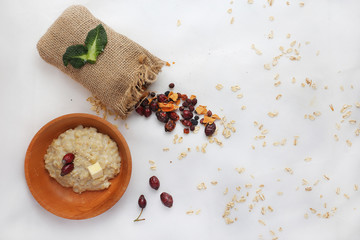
[134,176,173,222]
[60,153,75,176]
[135,83,217,136]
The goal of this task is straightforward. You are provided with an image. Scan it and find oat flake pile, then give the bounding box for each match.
[37,5,165,119]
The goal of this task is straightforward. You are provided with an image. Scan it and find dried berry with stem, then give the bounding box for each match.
[134,195,147,222]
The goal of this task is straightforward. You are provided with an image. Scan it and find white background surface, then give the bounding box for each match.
[1,0,360,239]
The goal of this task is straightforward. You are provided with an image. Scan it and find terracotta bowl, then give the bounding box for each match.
[25,113,132,219]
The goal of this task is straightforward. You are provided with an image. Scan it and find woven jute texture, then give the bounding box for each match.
[37,5,165,119]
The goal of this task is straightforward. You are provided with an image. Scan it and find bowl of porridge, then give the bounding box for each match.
[25,113,132,219]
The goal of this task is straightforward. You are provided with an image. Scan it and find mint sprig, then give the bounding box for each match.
[63,24,107,69]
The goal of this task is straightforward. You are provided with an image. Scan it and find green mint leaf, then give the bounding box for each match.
[62,45,88,69]
[84,24,108,64]
[63,24,107,68]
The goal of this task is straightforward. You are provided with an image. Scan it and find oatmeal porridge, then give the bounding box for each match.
[44,125,121,193]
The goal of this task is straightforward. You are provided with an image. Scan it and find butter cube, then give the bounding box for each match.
[87,162,103,179]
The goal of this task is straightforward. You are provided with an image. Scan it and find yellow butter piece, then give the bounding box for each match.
[87,162,103,179]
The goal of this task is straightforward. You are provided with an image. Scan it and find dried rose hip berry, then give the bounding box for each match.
[157,94,167,103]
[150,92,156,97]
[199,118,204,124]
[135,106,145,116]
[205,123,216,136]
[160,192,173,208]
[169,83,175,88]
[141,98,149,107]
[191,98,198,106]
[144,108,152,118]
[165,120,176,132]
[62,153,75,164]
[190,125,195,131]
[61,163,74,176]
[138,195,147,208]
[156,111,169,123]
[184,128,190,134]
[207,110,212,117]
[182,101,189,107]
[185,99,192,105]
[181,110,193,120]
[149,176,160,190]
[179,106,184,111]
[169,112,180,121]
[181,119,192,127]
[149,101,159,112]
[134,195,146,222]
[189,105,195,112]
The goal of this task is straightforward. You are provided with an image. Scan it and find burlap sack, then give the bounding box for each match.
[37,5,165,119]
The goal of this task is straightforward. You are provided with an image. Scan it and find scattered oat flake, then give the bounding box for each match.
[264,64,271,70]
[150,165,157,170]
[237,93,243,99]
[268,111,279,118]
[274,81,281,87]
[236,167,245,174]
[268,30,274,39]
[186,210,194,215]
[305,187,312,191]
[241,105,247,110]
[329,104,334,111]
[231,85,241,92]
[258,219,266,226]
[227,8,232,14]
[216,84,224,90]
[344,194,350,199]
[336,187,341,195]
[304,157,312,162]
[299,2,305,7]
[163,147,170,152]
[211,181,218,185]
[177,20,181,27]
[346,140,352,147]
[197,182,207,190]
[248,0,254,3]
[354,184,358,191]
[177,152,187,160]
[251,44,263,55]
[285,168,294,174]
[224,187,229,195]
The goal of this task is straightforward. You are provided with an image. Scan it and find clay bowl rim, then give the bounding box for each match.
[24,113,132,220]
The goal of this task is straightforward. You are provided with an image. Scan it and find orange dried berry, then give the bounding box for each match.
[158,102,178,112]
[211,114,221,120]
[195,105,208,115]
[168,92,178,102]
[190,95,197,100]
[203,115,216,124]
[166,62,171,66]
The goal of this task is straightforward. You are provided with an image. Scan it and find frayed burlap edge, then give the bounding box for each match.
[113,56,165,118]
